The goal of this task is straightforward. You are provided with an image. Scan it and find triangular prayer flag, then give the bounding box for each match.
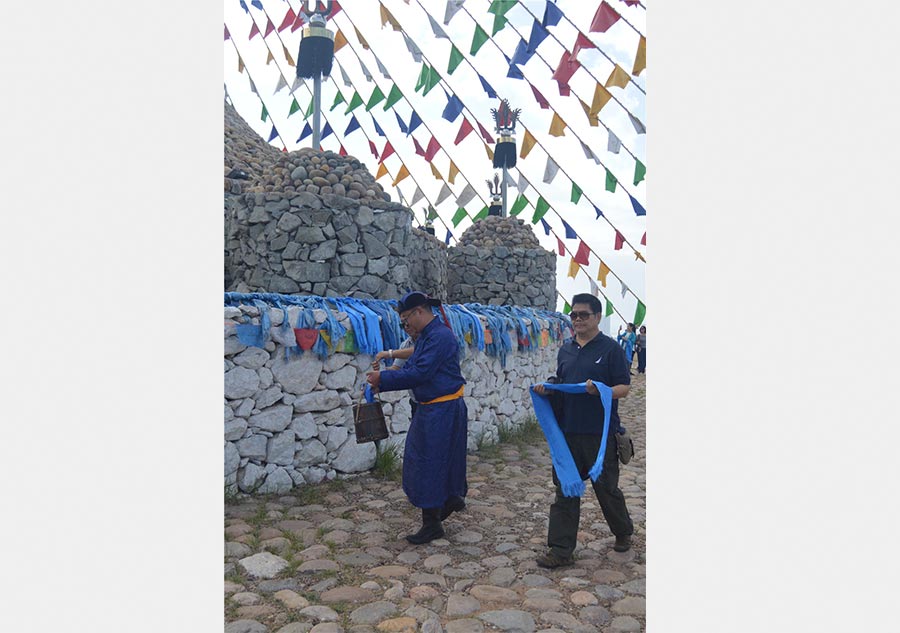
[581,141,600,164]
[430,163,443,180]
[283,45,295,67]
[320,122,333,140]
[369,140,378,158]
[415,63,430,92]
[345,91,363,113]
[444,0,465,25]
[525,24,549,56]
[605,169,617,193]
[549,112,567,137]
[422,67,442,96]
[372,118,385,137]
[260,104,268,122]
[354,26,370,50]
[634,160,646,186]
[590,83,613,116]
[304,100,314,118]
[428,12,449,39]
[562,220,577,240]
[606,64,630,89]
[470,23,489,55]
[634,301,646,327]
[594,205,604,219]
[484,144,494,161]
[380,3,402,30]
[248,78,257,94]
[403,32,423,62]
[629,113,647,134]
[633,36,647,76]
[571,183,583,204]
[277,7,296,32]
[552,50,580,96]
[488,0,513,35]
[529,82,550,109]
[543,157,559,184]
[290,12,305,33]
[375,162,389,180]
[383,84,403,110]
[543,1,564,27]
[251,0,263,10]
[394,111,408,133]
[597,262,610,287]
[344,115,361,136]
[291,76,304,91]
[408,111,423,135]
[445,230,452,245]
[614,230,625,250]
[358,60,373,82]
[568,257,579,278]
[605,299,614,317]
[540,217,551,235]
[412,136,426,156]
[473,206,489,221]
[641,232,646,245]
[629,194,646,216]
[436,183,452,205]
[267,125,278,142]
[478,74,497,98]
[448,45,464,75]
[620,281,628,299]
[411,187,425,205]
[297,122,312,142]
[588,278,600,298]
[590,2,621,33]
[520,129,536,159]
[557,237,565,256]
[572,33,596,57]
[273,75,287,94]
[454,118,474,145]
[510,194,529,216]
[240,0,249,12]
[579,98,599,127]
[288,98,301,116]
[333,29,348,53]
[375,57,391,79]
[477,121,494,144]
[365,85,385,111]
[451,207,467,227]
[448,161,459,184]
[456,184,477,207]
[532,197,550,224]
[225,25,230,41]
[424,136,441,162]
[249,22,260,40]
[517,172,528,195]
[380,142,395,161]
[608,130,622,154]
[392,165,410,186]
[442,91,464,122]
[574,240,590,265]
[339,64,352,87]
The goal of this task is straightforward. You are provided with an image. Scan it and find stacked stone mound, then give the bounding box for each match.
[408,227,449,300]
[447,216,556,309]
[224,101,282,194]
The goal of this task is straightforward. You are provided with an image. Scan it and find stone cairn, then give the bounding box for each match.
[447,215,556,309]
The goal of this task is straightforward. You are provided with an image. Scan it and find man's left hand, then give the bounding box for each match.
[366,370,381,390]
[585,379,599,396]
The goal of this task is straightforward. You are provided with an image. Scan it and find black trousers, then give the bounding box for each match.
[637,348,646,373]
[548,433,633,557]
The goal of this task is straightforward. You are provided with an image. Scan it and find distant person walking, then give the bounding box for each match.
[635,325,646,374]
[617,323,636,367]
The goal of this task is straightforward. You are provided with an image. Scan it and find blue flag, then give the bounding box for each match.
[297,122,312,142]
[562,220,577,239]
[267,125,278,142]
[594,205,604,219]
[527,21,551,54]
[239,0,249,14]
[251,0,263,9]
[394,111,408,134]
[542,1,564,27]
[407,110,423,135]
[540,218,551,236]
[372,117,385,137]
[629,194,647,216]
[478,73,497,98]
[321,122,334,139]
[511,39,534,66]
[344,115,361,136]
[445,230,452,245]
[441,90,464,122]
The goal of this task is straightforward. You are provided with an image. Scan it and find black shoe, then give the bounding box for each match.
[406,508,444,545]
[536,551,575,569]
[440,496,466,520]
[614,535,632,552]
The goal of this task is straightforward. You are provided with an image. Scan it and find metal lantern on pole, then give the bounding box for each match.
[487,174,503,217]
[296,0,335,149]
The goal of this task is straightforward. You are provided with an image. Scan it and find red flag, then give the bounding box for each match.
[477,121,494,144]
[369,140,378,158]
[574,240,590,265]
[294,328,319,350]
[641,231,646,245]
[557,238,565,256]
[454,118,474,145]
[614,230,625,250]
[291,13,306,32]
[224,25,230,40]
[572,33,596,57]
[277,8,296,32]
[590,2,621,33]
[623,0,640,5]
[412,137,426,157]
[380,142,395,161]
[264,18,275,37]
[339,145,347,156]
[424,136,441,162]
[329,1,343,19]
[529,82,550,109]
[249,21,260,40]
[552,51,581,96]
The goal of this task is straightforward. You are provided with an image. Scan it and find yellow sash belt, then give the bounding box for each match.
[420,385,465,405]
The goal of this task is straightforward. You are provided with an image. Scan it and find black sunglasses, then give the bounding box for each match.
[570,311,596,321]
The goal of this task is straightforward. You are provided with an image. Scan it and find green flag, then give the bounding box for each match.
[288,98,301,117]
[422,66,441,96]
[426,206,438,221]
[470,23,489,55]
[451,207,467,227]
[365,85,385,111]
[415,64,429,92]
[509,194,529,216]
[473,206,489,221]
[330,91,345,112]
[563,301,571,315]
[345,91,363,114]
[261,104,268,122]
[605,299,614,317]
[531,196,550,224]
[633,301,646,327]
[304,99,314,118]
[383,84,403,110]
[634,159,646,186]
[488,1,516,35]
[448,45,464,75]
[605,169,617,193]
[570,182,583,204]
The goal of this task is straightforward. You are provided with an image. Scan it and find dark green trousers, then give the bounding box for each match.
[548,433,633,557]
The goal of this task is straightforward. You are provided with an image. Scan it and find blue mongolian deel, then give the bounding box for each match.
[224,292,572,361]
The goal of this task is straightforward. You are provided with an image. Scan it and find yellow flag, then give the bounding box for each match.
[549,112,567,137]
[238,56,245,73]
[449,161,459,184]
[520,129,537,159]
[392,164,410,186]
[605,64,630,89]
[568,257,579,278]
[333,29,348,53]
[597,261,610,287]
[266,50,274,65]
[633,36,646,76]
[380,4,402,30]
[376,162,388,180]
[634,250,646,262]
[579,98,599,127]
[282,45,295,67]
[355,26,370,50]
[484,144,494,161]
[430,162,443,181]
[590,83,612,116]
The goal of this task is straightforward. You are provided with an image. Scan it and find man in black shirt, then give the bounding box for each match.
[533,293,634,568]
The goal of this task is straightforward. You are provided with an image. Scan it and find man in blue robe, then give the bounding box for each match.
[366,291,468,544]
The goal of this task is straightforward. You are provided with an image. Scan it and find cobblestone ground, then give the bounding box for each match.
[224,374,646,633]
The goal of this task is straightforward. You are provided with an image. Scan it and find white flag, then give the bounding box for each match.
[359,60,372,82]
[455,183,477,207]
[607,131,621,154]
[403,32,423,62]
[444,0,466,25]
[503,170,516,186]
[588,278,600,297]
[543,156,559,184]
[273,75,288,94]
[620,281,629,299]
[580,141,600,164]
[428,13,449,39]
[249,78,258,95]
[291,76,305,91]
[339,64,352,88]
[517,172,528,195]
[436,183,452,205]
[375,57,391,79]
[628,113,646,134]
[411,186,425,205]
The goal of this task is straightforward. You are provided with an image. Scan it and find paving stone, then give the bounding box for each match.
[273,589,309,610]
[238,552,289,579]
[611,596,645,616]
[445,593,481,617]
[298,559,340,573]
[619,578,646,596]
[375,617,417,632]
[594,585,626,601]
[469,585,519,604]
[367,565,410,579]
[225,620,268,633]
[299,606,339,622]
[230,592,261,605]
[579,606,612,627]
[445,619,484,633]
[477,610,536,632]
[349,601,399,625]
[609,615,641,632]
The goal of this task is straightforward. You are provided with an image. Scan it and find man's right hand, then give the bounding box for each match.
[533,383,548,396]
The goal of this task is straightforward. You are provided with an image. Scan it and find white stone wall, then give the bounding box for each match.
[224,305,561,494]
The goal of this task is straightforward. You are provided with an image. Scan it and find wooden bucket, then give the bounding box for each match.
[353,398,389,444]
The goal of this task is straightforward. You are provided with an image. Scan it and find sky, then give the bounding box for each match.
[223,0,647,333]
